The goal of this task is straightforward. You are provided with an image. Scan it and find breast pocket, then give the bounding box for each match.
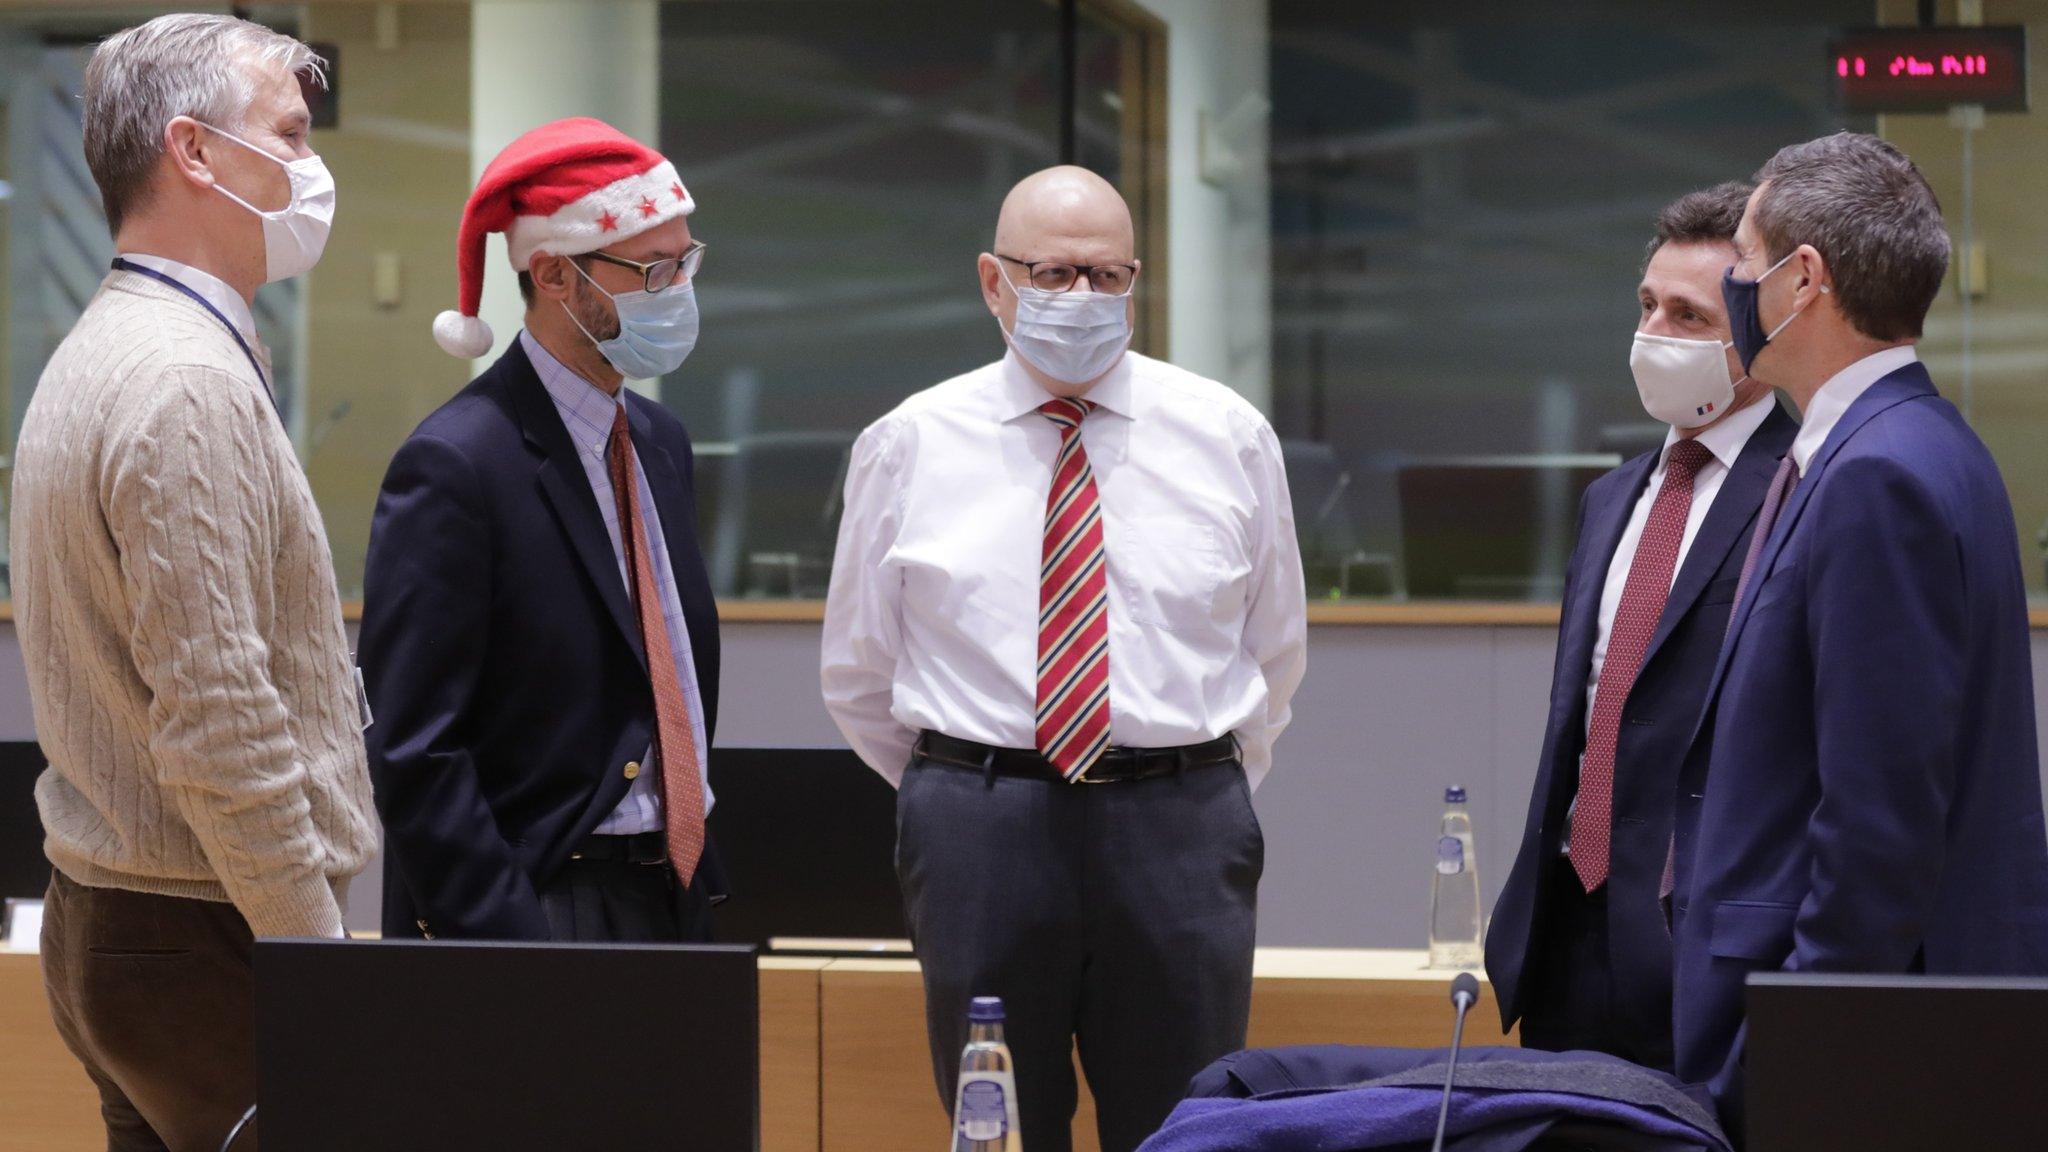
[1748,559,1804,617]
[1699,575,1741,607]
[1116,520,1236,633]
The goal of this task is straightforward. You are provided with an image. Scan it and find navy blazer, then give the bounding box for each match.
[1487,403,1798,1066]
[1669,361,2048,1129]
[360,338,722,940]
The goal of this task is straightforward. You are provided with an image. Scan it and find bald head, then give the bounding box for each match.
[993,166,1134,262]
[978,166,1140,396]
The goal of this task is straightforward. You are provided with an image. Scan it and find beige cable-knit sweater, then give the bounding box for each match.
[9,270,378,938]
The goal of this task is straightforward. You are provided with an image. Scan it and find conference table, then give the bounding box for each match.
[1,941,1508,1151]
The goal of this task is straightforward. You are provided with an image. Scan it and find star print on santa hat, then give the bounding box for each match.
[430,116,697,358]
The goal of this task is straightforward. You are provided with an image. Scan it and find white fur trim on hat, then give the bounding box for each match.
[433,310,494,358]
[505,160,695,269]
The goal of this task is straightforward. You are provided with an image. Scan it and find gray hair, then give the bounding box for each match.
[1751,132,1950,342]
[83,13,326,235]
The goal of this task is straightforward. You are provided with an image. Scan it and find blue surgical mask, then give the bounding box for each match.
[564,259,700,380]
[997,273,1132,385]
[1721,250,1803,375]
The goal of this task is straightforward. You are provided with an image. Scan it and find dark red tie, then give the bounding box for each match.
[1572,439,1713,893]
[607,406,706,885]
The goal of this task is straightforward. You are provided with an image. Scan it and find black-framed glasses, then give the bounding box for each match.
[580,239,706,293]
[998,254,1139,296]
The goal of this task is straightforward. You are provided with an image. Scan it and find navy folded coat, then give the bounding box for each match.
[1139,1044,1730,1152]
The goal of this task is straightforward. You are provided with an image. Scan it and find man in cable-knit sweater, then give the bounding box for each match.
[7,16,375,1150]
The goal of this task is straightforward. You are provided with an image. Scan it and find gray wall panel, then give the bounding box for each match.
[5,621,2048,945]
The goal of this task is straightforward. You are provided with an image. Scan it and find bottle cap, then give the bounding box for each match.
[1445,786,1467,803]
[968,996,1006,1023]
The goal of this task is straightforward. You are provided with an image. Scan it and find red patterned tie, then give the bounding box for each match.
[1036,398,1112,780]
[1572,439,1713,893]
[607,406,706,884]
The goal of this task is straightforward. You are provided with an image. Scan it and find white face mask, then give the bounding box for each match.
[997,272,1132,386]
[196,121,335,282]
[1629,331,1742,430]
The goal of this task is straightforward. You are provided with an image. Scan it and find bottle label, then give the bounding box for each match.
[1436,835,1465,875]
[956,1076,1010,1142]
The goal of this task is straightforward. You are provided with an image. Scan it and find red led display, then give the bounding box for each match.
[1829,27,2028,112]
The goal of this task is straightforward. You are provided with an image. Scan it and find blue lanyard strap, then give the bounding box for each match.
[109,258,281,419]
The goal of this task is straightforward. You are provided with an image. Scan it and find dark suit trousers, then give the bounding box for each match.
[40,871,259,1152]
[1519,863,1675,1071]
[537,855,716,943]
[896,754,1263,1152]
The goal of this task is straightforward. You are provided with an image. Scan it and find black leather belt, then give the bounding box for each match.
[914,731,1238,784]
[568,831,667,865]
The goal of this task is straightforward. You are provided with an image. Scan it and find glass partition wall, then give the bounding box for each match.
[0,0,2042,608]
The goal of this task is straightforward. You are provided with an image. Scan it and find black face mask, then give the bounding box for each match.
[1720,250,1803,374]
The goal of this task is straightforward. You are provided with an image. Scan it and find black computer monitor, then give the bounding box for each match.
[0,743,53,900]
[1396,456,1617,600]
[1746,971,2048,1152]
[256,938,759,1151]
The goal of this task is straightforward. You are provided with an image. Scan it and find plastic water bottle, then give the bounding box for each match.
[951,996,1023,1152]
[1429,786,1484,969]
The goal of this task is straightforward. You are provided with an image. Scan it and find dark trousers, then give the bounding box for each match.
[41,870,259,1152]
[896,753,1263,1152]
[537,843,716,943]
[1518,863,1674,1070]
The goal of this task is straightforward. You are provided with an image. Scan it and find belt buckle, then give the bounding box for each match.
[1072,750,1126,784]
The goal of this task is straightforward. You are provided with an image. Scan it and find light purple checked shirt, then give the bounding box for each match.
[522,330,713,830]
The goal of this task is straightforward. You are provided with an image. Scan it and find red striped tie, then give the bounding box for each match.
[1036,398,1112,781]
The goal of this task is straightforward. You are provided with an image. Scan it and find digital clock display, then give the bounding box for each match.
[1830,27,2028,113]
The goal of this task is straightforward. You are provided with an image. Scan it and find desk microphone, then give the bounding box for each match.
[1430,971,1481,1152]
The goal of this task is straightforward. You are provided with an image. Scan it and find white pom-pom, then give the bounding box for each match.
[433,310,494,358]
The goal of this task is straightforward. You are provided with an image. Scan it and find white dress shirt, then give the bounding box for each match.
[1790,345,1919,476]
[1583,395,1777,725]
[822,350,1308,789]
[115,252,257,340]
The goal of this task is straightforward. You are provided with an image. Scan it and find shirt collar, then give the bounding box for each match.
[994,348,1136,423]
[1659,389,1776,475]
[522,330,625,459]
[1789,344,1919,476]
[116,251,257,341]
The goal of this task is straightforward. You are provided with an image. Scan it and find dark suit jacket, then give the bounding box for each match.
[361,338,722,940]
[1487,403,1799,1063]
[1669,361,2048,1128]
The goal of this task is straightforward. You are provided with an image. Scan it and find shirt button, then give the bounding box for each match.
[623,761,641,780]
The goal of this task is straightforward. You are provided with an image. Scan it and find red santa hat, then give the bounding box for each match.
[432,116,696,357]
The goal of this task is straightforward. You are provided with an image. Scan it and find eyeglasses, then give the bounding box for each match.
[997,254,1139,296]
[579,240,706,293]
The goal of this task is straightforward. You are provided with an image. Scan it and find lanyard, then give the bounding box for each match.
[110,258,281,419]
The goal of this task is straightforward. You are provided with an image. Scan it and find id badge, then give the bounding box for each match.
[353,665,374,732]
